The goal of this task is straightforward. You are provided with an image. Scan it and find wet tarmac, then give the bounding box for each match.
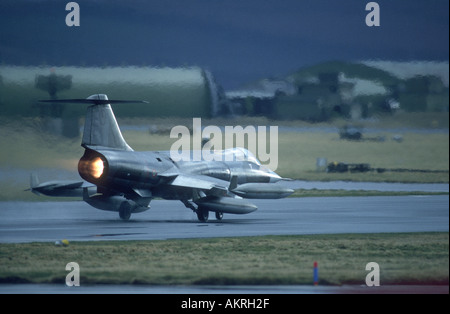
[1,195,448,294]
[0,195,448,243]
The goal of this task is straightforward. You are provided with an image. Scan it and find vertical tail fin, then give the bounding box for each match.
[30,173,39,189]
[39,94,147,151]
[29,173,41,195]
[82,94,133,151]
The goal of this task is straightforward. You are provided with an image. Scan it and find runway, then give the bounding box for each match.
[0,195,448,243]
[1,195,448,294]
[1,284,447,294]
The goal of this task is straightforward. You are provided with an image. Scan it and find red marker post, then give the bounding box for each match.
[313,261,319,286]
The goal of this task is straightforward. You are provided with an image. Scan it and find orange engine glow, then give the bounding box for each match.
[90,157,104,179]
[78,151,107,183]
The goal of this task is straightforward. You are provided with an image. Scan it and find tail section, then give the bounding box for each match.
[39,94,148,151]
[28,173,41,195]
[82,94,133,151]
[30,173,40,189]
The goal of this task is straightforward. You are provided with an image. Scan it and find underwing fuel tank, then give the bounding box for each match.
[83,192,149,214]
[231,183,294,199]
[195,196,257,214]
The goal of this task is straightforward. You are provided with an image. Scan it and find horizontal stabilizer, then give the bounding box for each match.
[39,94,148,105]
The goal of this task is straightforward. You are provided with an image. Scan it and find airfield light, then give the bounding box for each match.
[90,157,104,179]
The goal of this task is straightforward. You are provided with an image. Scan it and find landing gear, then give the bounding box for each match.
[181,200,224,222]
[196,206,209,222]
[215,212,223,221]
[119,201,132,221]
[197,208,224,222]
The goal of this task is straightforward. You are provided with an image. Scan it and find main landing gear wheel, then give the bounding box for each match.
[215,212,223,221]
[119,201,132,221]
[196,207,209,222]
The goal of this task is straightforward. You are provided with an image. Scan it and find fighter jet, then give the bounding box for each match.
[37,94,293,221]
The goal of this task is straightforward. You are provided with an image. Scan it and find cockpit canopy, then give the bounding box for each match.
[212,147,261,165]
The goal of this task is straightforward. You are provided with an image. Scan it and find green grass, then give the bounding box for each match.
[1,116,448,177]
[0,233,448,285]
[289,189,448,198]
[276,131,448,182]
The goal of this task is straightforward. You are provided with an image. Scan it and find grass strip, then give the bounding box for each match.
[1,117,449,186]
[289,189,449,198]
[0,232,448,286]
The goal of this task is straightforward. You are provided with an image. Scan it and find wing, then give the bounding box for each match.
[46,181,84,190]
[162,173,257,215]
[28,178,95,197]
[165,173,230,197]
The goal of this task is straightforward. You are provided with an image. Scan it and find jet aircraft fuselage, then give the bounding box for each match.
[38,94,293,221]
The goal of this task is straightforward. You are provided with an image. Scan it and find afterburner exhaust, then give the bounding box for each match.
[78,150,107,183]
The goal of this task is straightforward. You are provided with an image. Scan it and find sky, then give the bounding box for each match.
[0,0,448,89]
